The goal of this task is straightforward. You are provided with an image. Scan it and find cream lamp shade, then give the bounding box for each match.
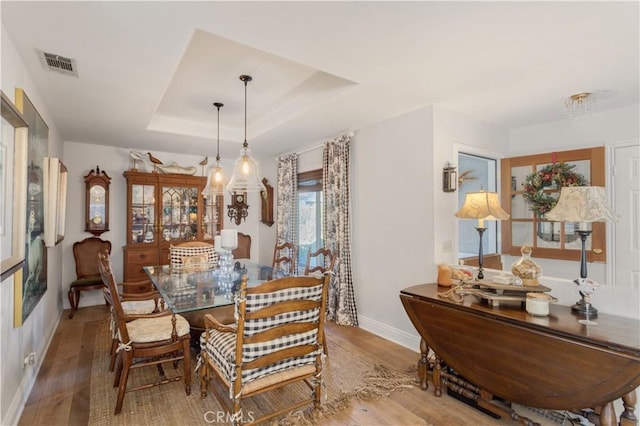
[544,186,617,224]
[454,191,510,228]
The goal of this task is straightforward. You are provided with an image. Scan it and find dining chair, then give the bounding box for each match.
[271,241,296,276]
[303,247,337,355]
[104,278,165,372]
[303,247,337,276]
[199,273,330,425]
[98,251,191,415]
[169,241,218,270]
[231,232,251,259]
[68,237,112,319]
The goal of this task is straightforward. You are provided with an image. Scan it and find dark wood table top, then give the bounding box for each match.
[401,283,640,359]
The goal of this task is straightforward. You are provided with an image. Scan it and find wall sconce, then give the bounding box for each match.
[443,162,457,192]
[227,192,249,225]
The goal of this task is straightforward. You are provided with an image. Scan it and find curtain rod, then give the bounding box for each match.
[274,132,355,160]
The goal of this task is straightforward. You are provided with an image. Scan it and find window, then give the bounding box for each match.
[297,169,323,271]
[457,153,500,262]
[501,147,606,262]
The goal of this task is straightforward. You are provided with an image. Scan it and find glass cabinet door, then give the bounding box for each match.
[160,185,200,242]
[202,194,222,240]
[131,184,155,244]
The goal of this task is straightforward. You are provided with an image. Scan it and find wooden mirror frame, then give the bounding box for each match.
[84,166,111,235]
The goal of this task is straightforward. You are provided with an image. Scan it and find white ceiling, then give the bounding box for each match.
[2,1,638,158]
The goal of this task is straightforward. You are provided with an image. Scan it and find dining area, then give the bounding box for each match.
[97,228,337,424]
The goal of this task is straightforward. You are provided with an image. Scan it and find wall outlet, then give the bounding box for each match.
[23,352,36,368]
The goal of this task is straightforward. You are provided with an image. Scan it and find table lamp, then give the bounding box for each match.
[544,186,617,317]
[455,191,510,280]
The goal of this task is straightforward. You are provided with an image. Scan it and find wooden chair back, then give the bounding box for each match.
[201,273,330,424]
[98,251,131,344]
[304,247,337,275]
[73,237,112,279]
[272,241,295,275]
[231,232,251,259]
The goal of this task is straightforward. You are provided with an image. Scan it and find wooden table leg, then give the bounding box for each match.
[418,338,429,391]
[433,354,443,397]
[621,389,638,426]
[599,402,617,426]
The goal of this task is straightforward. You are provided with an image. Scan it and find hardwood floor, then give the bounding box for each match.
[18,305,545,425]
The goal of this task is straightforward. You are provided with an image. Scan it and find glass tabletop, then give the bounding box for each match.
[143,260,287,314]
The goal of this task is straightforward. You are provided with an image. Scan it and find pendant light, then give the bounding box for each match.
[226,75,266,193]
[202,102,225,198]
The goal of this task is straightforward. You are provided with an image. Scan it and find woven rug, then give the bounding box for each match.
[87,319,416,425]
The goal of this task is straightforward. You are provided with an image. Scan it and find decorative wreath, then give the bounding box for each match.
[522,162,587,215]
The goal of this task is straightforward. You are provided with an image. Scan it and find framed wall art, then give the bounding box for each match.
[14,88,49,327]
[1,91,28,283]
[44,157,68,246]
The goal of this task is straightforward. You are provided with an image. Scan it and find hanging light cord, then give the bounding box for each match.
[240,75,252,149]
[214,102,223,162]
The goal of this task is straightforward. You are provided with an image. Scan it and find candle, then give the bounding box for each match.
[477,218,485,228]
[221,229,238,249]
[437,264,452,287]
[214,235,223,253]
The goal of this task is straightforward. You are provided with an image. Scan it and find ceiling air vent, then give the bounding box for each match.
[38,50,78,77]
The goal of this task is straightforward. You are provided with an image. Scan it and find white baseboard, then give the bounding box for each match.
[3,310,63,426]
[357,314,421,353]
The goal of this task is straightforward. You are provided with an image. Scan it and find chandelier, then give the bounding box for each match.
[564,92,596,118]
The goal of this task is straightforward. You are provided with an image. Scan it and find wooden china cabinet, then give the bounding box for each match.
[122,171,223,280]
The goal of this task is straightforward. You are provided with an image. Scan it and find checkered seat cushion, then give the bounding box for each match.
[169,244,218,270]
[201,284,324,392]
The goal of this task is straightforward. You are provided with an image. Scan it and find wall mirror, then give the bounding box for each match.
[84,165,111,235]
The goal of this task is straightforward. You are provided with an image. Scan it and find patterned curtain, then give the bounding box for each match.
[323,134,358,326]
[275,154,298,273]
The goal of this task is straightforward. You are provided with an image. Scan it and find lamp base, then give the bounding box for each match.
[571,299,598,317]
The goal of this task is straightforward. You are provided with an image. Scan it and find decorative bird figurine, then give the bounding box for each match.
[199,157,208,176]
[129,150,146,171]
[147,152,163,172]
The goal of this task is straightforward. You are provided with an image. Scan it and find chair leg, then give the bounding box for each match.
[115,352,132,415]
[109,338,119,372]
[156,363,166,379]
[113,353,123,388]
[199,354,209,398]
[183,338,191,395]
[68,288,78,319]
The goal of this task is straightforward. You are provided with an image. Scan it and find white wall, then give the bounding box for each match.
[351,107,435,347]
[1,25,64,426]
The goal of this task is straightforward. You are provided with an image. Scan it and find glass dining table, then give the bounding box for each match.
[143,260,286,343]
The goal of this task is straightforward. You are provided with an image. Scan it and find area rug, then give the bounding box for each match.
[87,319,417,425]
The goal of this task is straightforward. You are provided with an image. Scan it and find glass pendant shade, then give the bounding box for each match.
[202,102,225,198]
[226,146,266,193]
[202,163,225,198]
[226,74,266,193]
